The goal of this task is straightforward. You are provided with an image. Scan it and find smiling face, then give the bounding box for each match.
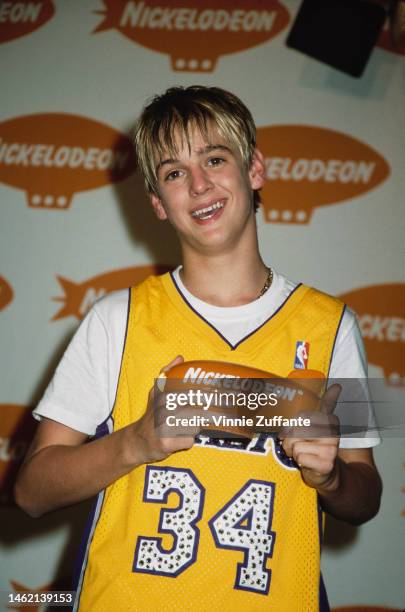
[150,123,265,257]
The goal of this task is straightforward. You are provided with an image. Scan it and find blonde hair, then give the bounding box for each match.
[133,86,261,211]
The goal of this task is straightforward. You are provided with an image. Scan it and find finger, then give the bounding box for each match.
[278,425,293,442]
[293,453,334,473]
[154,391,183,411]
[155,416,199,438]
[296,422,340,440]
[155,406,206,434]
[320,384,341,415]
[279,437,299,457]
[162,355,184,373]
[280,433,339,457]
[171,436,196,451]
[278,410,323,440]
[153,430,195,452]
[291,441,338,462]
[156,355,184,391]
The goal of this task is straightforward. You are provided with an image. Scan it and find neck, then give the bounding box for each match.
[180,243,269,307]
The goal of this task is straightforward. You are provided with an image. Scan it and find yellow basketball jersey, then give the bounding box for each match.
[75,273,345,612]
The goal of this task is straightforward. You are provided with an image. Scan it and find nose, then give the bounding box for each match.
[189,165,213,196]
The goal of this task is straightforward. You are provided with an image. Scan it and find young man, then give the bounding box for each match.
[16,86,382,611]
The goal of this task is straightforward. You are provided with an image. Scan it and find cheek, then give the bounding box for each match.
[220,170,245,191]
[159,192,188,225]
[234,174,254,203]
[160,180,187,202]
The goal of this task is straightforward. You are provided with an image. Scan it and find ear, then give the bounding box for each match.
[150,191,168,221]
[249,149,266,191]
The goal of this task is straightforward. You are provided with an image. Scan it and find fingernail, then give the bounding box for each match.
[156,375,166,392]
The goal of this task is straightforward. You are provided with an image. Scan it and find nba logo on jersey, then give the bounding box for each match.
[294,341,309,369]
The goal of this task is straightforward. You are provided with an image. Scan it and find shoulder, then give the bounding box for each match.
[338,306,358,338]
[91,289,130,329]
[334,305,364,352]
[272,271,298,300]
[79,289,131,348]
[61,288,130,358]
[276,273,364,371]
[129,273,173,313]
[132,272,169,294]
[331,306,367,377]
[90,276,169,329]
[276,271,345,315]
[306,285,345,312]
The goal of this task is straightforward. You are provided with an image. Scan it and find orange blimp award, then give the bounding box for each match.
[156,360,325,437]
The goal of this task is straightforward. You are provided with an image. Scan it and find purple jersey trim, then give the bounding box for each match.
[319,573,331,612]
[326,303,346,379]
[72,418,113,611]
[72,293,132,609]
[104,287,131,424]
[317,498,330,612]
[72,495,99,592]
[169,271,303,351]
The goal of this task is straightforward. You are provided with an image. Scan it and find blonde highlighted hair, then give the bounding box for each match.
[133,86,261,211]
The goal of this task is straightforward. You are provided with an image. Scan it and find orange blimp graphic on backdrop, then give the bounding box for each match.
[257,126,390,224]
[0,404,36,505]
[0,0,55,44]
[0,276,13,311]
[93,0,289,72]
[339,284,405,385]
[0,113,136,210]
[52,264,172,321]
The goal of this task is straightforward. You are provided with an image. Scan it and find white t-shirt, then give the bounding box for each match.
[34,268,380,448]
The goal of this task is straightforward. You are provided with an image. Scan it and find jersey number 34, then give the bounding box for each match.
[133,466,276,595]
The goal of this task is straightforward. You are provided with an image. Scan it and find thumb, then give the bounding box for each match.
[161,355,184,374]
[320,383,341,415]
[156,355,184,392]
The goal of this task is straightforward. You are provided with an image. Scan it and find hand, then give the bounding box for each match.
[279,384,342,492]
[129,355,200,466]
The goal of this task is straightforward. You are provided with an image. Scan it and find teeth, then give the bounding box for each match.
[192,201,224,218]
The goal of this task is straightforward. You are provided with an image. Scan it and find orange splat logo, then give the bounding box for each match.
[52,265,173,320]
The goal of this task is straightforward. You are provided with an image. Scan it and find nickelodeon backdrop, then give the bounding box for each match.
[0,1,403,610]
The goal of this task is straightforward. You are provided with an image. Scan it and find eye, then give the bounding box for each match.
[207,157,225,167]
[164,169,183,182]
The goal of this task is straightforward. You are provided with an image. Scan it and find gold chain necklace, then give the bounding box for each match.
[257,267,273,299]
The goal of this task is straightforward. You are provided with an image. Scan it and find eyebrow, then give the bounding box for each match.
[155,144,232,174]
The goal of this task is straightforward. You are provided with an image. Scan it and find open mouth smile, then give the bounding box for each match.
[191,200,225,221]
